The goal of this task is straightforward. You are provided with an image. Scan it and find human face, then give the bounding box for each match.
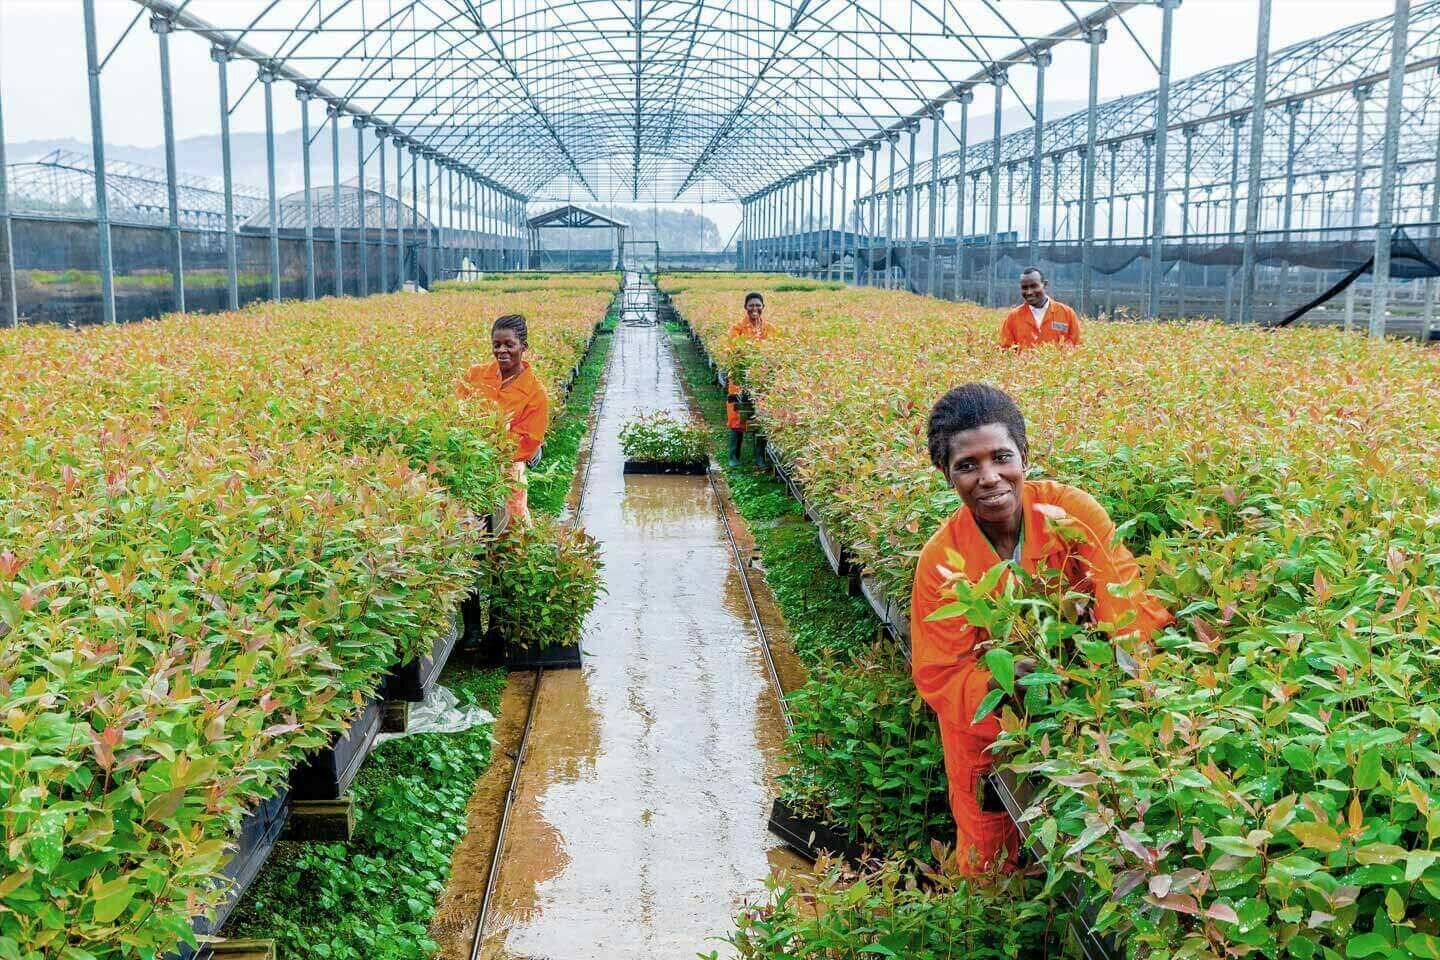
[1019,272,1048,308]
[745,298,764,323]
[944,422,1026,531]
[493,328,525,375]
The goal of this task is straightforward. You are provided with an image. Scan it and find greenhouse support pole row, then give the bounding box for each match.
[905,122,918,289]
[261,67,281,302]
[1028,52,1048,265]
[0,44,15,329]
[987,71,1004,308]
[954,90,970,303]
[1147,0,1177,320]
[928,110,940,297]
[409,146,419,287]
[153,15,186,314]
[1426,112,1440,339]
[868,144,878,286]
[330,105,343,296]
[1080,28,1105,316]
[299,88,316,302]
[213,47,240,311]
[853,148,864,285]
[1370,0,1412,339]
[396,139,406,288]
[1278,101,1303,298]
[1239,0,1272,326]
[81,0,117,325]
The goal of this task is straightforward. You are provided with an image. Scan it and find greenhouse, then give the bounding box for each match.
[1,2,1438,960]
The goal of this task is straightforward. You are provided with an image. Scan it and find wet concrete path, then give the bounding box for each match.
[475,276,799,959]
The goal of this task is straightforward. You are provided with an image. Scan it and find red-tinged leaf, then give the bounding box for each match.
[1204,902,1239,924]
[1054,772,1102,788]
[1146,893,1202,917]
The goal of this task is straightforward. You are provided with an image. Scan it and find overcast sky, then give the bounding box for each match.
[0,0,1403,231]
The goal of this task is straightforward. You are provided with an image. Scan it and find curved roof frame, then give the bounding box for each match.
[136,0,1142,202]
[868,2,1440,226]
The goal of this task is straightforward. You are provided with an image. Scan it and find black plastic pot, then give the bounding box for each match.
[289,696,384,801]
[622,459,709,475]
[767,797,871,864]
[379,605,463,702]
[504,638,582,670]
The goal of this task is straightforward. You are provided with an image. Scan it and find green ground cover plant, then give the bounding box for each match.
[225,663,506,960]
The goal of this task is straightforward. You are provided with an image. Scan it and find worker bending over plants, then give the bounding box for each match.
[724,290,775,467]
[1000,266,1081,349]
[457,313,550,528]
[910,383,1171,876]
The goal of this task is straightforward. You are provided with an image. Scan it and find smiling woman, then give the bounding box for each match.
[912,382,1173,877]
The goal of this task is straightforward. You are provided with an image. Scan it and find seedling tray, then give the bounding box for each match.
[815,523,850,577]
[289,696,384,801]
[379,605,463,702]
[623,459,709,475]
[505,639,582,671]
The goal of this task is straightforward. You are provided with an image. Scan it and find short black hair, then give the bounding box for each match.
[744,291,765,306]
[493,313,529,346]
[926,383,1028,470]
[1020,266,1046,282]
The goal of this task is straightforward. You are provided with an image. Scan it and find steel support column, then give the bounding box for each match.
[955,91,972,302]
[82,0,117,324]
[905,122,918,291]
[1028,53,1050,263]
[928,109,941,297]
[298,88,316,301]
[886,135,899,289]
[1147,0,1178,319]
[355,119,368,296]
[1370,0,1412,339]
[260,67,281,302]
[212,47,239,310]
[330,105,343,296]
[1278,100,1302,301]
[1179,126,1195,318]
[395,140,406,287]
[868,144,879,286]
[378,129,389,292]
[409,148,419,286]
[1239,0,1272,325]
[1080,28,1105,316]
[0,46,14,328]
[987,71,1005,307]
[1345,87,1370,331]
[153,15,185,314]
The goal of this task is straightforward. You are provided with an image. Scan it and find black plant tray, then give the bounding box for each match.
[505,638,582,671]
[170,788,292,958]
[623,459,709,475]
[815,523,851,578]
[289,696,384,801]
[379,605,463,702]
[768,797,872,864]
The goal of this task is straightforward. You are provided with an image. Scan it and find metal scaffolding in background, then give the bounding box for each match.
[745,0,1440,337]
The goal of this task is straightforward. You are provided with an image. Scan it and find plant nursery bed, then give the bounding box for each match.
[622,458,709,475]
[288,696,384,801]
[171,788,293,959]
[378,604,464,702]
[814,522,851,578]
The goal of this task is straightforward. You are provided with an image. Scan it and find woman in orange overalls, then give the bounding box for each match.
[725,291,774,467]
[457,314,550,529]
[910,383,1171,876]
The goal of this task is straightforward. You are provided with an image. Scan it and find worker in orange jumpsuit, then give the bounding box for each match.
[999,267,1082,349]
[911,383,1171,876]
[725,291,775,468]
[457,314,550,529]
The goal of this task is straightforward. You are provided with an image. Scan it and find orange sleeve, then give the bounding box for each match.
[910,544,1001,741]
[1055,488,1171,642]
[999,313,1016,349]
[508,387,550,462]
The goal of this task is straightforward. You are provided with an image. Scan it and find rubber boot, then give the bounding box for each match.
[753,433,770,470]
[727,429,744,468]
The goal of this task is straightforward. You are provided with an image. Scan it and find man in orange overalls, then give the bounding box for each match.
[725,291,774,468]
[999,267,1082,349]
[457,314,550,528]
[911,383,1171,876]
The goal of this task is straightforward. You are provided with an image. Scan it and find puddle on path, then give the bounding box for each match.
[475,280,802,960]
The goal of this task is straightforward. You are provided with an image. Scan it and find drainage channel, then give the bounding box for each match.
[467,273,801,960]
